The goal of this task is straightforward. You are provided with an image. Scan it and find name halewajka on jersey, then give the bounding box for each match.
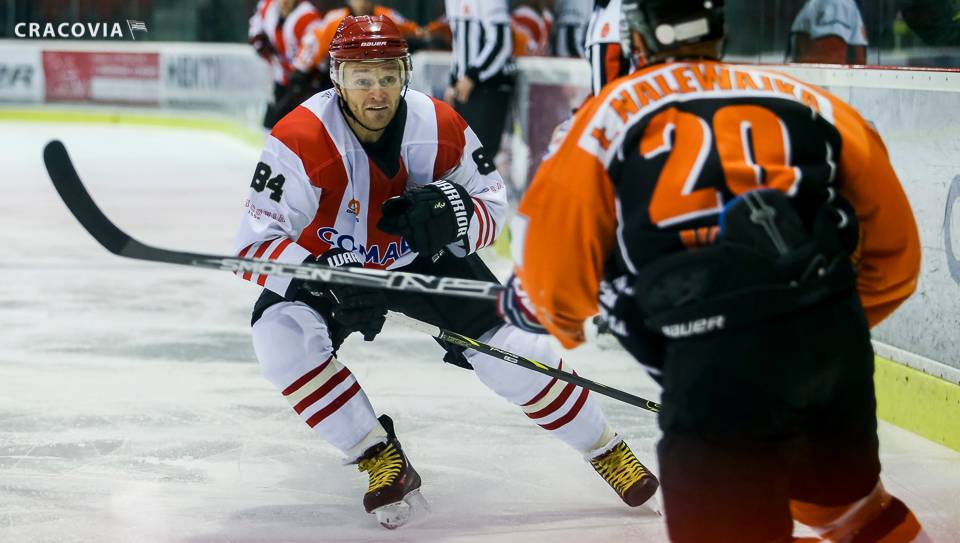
[581,62,834,162]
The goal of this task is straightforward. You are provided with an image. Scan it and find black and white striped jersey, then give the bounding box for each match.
[585,0,632,95]
[445,0,516,85]
[553,0,591,58]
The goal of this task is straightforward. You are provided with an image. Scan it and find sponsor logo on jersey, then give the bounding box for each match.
[601,22,610,38]
[661,315,725,338]
[346,199,361,221]
[317,227,411,266]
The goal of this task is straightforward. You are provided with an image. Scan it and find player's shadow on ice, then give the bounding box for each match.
[197,501,660,542]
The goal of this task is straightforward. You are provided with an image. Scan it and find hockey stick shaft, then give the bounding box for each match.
[45,140,659,412]
[43,140,503,301]
[392,314,661,413]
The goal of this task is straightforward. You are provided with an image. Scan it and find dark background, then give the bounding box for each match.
[3,0,959,67]
[0,0,447,42]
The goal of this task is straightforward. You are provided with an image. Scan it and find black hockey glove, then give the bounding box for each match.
[598,276,665,373]
[377,180,475,257]
[250,32,275,61]
[298,248,387,343]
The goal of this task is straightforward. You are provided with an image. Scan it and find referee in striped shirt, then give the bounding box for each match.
[443,0,517,159]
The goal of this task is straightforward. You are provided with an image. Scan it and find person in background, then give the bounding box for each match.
[501,0,929,541]
[788,0,869,64]
[862,0,960,48]
[552,0,591,57]
[248,0,326,129]
[417,0,455,50]
[289,0,420,96]
[585,0,631,95]
[443,0,517,160]
[512,0,553,57]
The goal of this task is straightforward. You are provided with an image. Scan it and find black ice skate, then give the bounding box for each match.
[355,415,429,529]
[589,439,660,508]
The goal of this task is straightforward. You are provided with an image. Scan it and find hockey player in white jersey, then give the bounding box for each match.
[233,14,658,529]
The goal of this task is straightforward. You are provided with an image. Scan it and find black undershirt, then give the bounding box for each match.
[356,99,407,179]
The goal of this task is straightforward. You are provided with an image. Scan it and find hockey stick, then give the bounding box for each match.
[391,313,661,413]
[44,140,659,412]
[43,140,503,301]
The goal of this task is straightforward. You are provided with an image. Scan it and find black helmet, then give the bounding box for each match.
[620,0,725,58]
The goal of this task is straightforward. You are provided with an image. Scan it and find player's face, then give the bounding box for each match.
[341,61,404,130]
[347,0,374,16]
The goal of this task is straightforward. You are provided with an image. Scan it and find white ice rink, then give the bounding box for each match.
[1,121,958,542]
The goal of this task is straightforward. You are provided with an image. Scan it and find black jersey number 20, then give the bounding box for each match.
[251,162,286,202]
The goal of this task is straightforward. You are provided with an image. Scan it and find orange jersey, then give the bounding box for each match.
[513,60,921,348]
[295,6,420,72]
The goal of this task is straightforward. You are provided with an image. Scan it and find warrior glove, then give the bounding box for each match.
[298,248,387,343]
[378,180,475,258]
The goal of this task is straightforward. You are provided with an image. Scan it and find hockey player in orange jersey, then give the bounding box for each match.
[499,0,929,542]
[293,0,420,79]
[248,0,325,128]
[234,15,658,529]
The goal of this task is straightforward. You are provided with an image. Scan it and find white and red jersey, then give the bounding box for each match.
[233,88,508,298]
[249,0,324,85]
[512,5,551,56]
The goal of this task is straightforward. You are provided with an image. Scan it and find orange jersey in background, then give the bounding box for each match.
[295,6,420,72]
[513,60,920,348]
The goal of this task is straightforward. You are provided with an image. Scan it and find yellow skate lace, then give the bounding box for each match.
[357,442,404,493]
[590,442,649,496]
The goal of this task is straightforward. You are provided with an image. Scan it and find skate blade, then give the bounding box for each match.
[373,489,431,529]
[643,491,663,517]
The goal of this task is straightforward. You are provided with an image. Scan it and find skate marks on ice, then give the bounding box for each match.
[2,122,956,541]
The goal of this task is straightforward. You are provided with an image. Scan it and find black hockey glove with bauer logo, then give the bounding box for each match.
[378,180,475,258]
[297,248,387,345]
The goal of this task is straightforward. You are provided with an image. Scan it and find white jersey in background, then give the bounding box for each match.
[248,0,324,85]
[445,0,516,84]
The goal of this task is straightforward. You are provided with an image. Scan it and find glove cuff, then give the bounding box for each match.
[318,248,363,268]
[431,179,475,241]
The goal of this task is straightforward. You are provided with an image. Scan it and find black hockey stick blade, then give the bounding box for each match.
[43,139,504,299]
[45,140,134,257]
[44,139,196,265]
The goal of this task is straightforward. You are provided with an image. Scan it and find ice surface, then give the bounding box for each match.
[0,121,957,542]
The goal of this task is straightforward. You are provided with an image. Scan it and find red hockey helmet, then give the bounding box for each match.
[329,15,411,91]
